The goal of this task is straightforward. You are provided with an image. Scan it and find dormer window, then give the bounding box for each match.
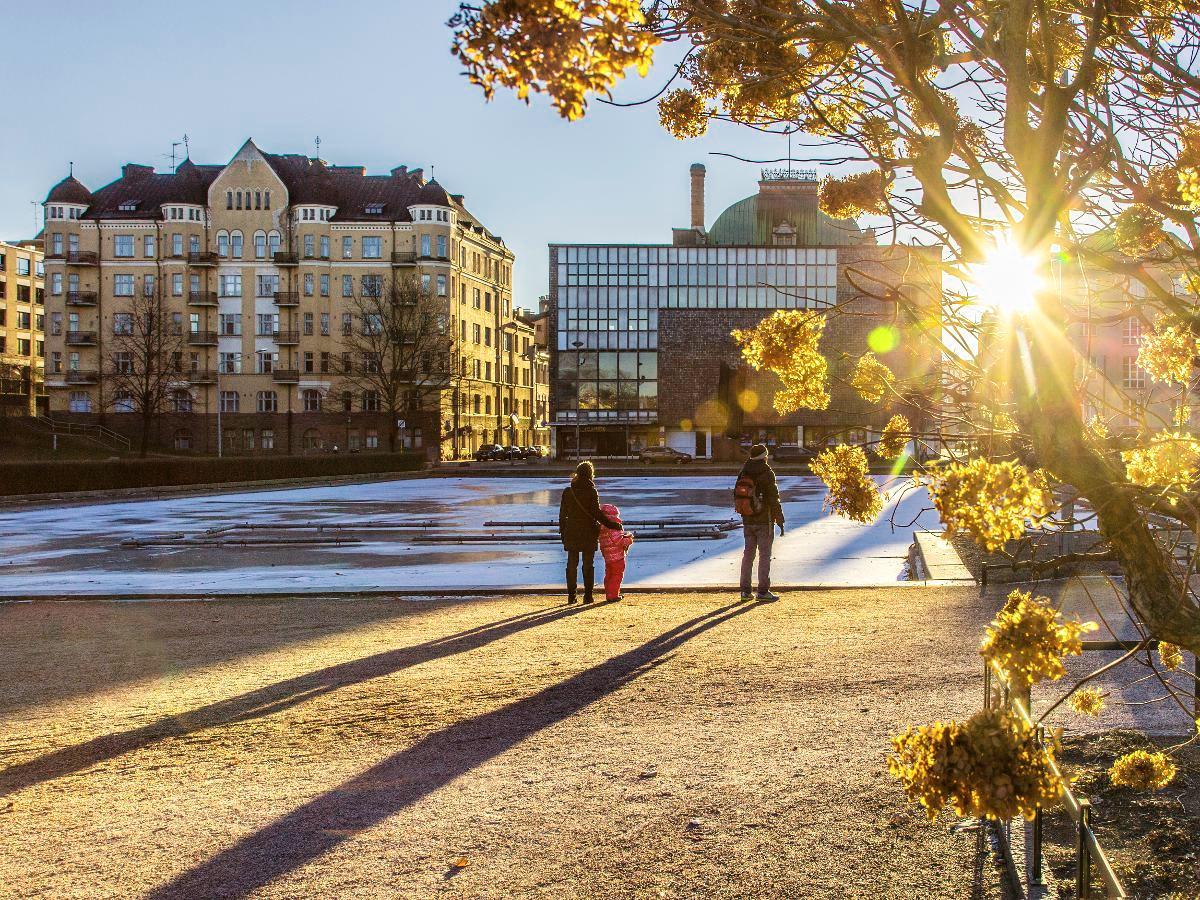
[365,203,385,215]
[118,200,139,212]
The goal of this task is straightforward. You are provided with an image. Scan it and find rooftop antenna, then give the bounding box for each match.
[68,161,74,177]
[163,141,183,171]
[182,133,190,160]
[314,135,321,160]
[30,200,39,234]
[430,163,435,181]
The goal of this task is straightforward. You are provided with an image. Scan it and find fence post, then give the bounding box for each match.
[1076,799,1092,899]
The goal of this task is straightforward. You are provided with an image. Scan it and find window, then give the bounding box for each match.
[473,288,481,309]
[51,233,63,256]
[341,390,353,411]
[365,202,385,214]
[113,313,133,335]
[256,313,278,336]
[362,236,382,258]
[254,231,267,259]
[218,313,242,336]
[269,231,280,257]
[484,327,492,347]
[255,390,277,413]
[190,234,201,254]
[174,429,192,450]
[143,274,156,297]
[303,313,314,336]
[362,275,383,297]
[320,313,330,336]
[172,273,184,296]
[256,274,278,297]
[114,235,135,257]
[50,351,63,373]
[220,391,240,413]
[366,429,379,449]
[485,292,492,312]
[217,232,229,257]
[342,236,353,259]
[304,273,314,296]
[421,274,432,293]
[341,351,352,373]
[304,429,323,451]
[304,234,315,258]
[172,233,184,257]
[362,390,381,411]
[261,429,275,450]
[436,274,447,296]
[50,313,62,335]
[51,272,63,295]
[437,235,447,258]
[113,352,133,374]
[255,350,275,374]
[303,351,314,373]
[264,191,271,210]
[473,323,481,344]
[303,389,322,412]
[244,428,256,450]
[1122,356,1146,390]
[227,191,233,210]
[69,391,91,413]
[219,275,242,297]
[320,274,330,297]
[342,275,353,297]
[231,231,244,258]
[114,275,135,296]
[143,234,156,258]
[171,390,193,413]
[421,234,431,257]
[1122,317,1143,345]
[320,352,331,373]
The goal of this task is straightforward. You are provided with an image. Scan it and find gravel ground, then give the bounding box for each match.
[0,589,1009,899]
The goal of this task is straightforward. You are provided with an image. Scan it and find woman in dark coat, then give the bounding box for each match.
[558,460,620,604]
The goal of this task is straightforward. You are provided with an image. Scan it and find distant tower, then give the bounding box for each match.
[690,163,706,230]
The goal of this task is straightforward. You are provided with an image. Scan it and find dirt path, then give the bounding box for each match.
[0,589,1008,898]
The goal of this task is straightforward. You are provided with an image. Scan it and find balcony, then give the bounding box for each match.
[272,330,300,345]
[391,251,417,266]
[188,251,219,266]
[187,330,218,346]
[187,369,217,384]
[273,251,299,266]
[188,290,218,306]
[272,369,300,383]
[66,290,98,307]
[65,370,99,384]
[273,291,300,306]
[65,330,97,346]
[51,251,99,266]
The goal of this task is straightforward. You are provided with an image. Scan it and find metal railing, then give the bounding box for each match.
[985,662,1127,898]
[34,415,131,451]
[65,290,98,306]
[273,291,300,306]
[186,330,218,345]
[65,330,97,345]
[187,251,218,265]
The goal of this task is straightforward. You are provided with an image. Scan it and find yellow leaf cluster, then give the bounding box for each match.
[1158,641,1184,671]
[1137,319,1198,385]
[1067,687,1105,717]
[732,310,830,413]
[888,708,1060,821]
[818,170,890,219]
[927,460,1055,552]
[1114,204,1165,256]
[451,0,659,121]
[810,445,884,523]
[658,88,711,139]
[877,414,910,459]
[849,352,895,403]
[1109,749,1177,790]
[1122,432,1200,491]
[981,590,1093,691]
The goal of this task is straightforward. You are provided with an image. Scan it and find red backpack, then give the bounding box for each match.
[733,472,763,517]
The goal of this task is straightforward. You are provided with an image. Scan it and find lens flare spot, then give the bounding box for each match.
[738,389,760,413]
[679,418,694,432]
[868,326,900,354]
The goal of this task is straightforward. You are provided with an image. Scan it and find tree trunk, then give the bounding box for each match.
[139,410,151,458]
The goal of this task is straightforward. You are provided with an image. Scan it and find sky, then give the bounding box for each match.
[0,0,847,309]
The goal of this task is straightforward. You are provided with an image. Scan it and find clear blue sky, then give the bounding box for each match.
[0,0,838,308]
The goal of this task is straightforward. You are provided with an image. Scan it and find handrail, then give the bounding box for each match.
[985,661,1127,898]
[36,416,132,451]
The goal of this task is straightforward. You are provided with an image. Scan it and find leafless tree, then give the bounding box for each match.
[105,290,187,457]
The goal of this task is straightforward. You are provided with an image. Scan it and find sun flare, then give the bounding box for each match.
[967,237,1044,315]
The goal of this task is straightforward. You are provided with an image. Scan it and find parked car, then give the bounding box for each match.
[638,445,692,465]
[770,444,814,463]
[474,444,507,461]
[522,445,545,459]
[502,445,527,460]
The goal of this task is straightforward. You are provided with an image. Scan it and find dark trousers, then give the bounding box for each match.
[740,521,774,595]
[566,549,596,599]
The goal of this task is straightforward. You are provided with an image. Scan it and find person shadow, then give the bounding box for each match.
[0,603,589,801]
[147,600,761,899]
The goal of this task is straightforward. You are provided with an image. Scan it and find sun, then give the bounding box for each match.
[967,237,1044,315]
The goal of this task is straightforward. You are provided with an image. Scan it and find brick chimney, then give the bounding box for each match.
[689,163,706,229]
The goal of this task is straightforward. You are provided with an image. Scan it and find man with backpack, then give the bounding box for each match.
[734,443,785,602]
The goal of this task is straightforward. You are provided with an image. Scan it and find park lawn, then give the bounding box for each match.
[1,589,1007,899]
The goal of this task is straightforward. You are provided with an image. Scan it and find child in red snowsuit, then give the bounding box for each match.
[598,503,634,601]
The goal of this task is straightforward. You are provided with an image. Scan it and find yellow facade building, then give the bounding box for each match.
[0,238,45,416]
[42,140,546,456]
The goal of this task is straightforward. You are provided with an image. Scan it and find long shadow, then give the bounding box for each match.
[0,603,589,800]
[149,601,759,900]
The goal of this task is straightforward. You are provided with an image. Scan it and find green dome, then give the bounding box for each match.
[707,188,863,247]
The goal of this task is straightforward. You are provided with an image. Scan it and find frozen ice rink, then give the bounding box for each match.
[0,475,943,597]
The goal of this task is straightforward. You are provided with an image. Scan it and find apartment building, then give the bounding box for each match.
[42,139,533,457]
[0,238,45,416]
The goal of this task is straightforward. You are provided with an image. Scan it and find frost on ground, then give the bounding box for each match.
[0,588,1006,899]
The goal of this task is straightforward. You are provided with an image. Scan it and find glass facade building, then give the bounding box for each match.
[552,245,839,427]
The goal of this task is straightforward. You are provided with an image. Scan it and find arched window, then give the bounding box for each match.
[302,389,322,413]
[231,231,244,258]
[216,231,229,258]
[268,231,281,257]
[254,231,266,259]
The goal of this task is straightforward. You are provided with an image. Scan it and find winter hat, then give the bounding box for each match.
[573,460,595,482]
[748,443,769,460]
[601,503,620,519]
